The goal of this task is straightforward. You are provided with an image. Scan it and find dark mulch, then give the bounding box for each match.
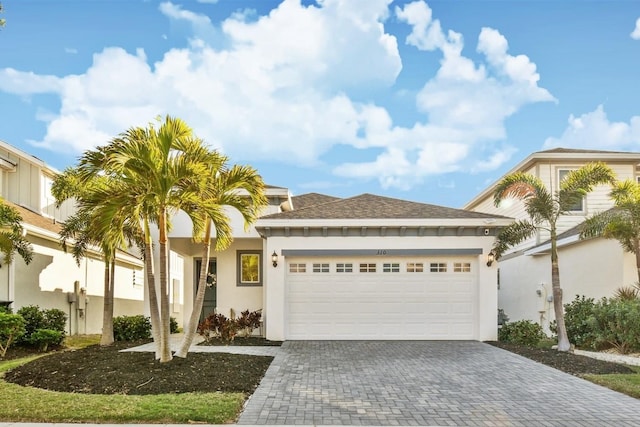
[199,336,282,346]
[3,340,273,395]
[488,341,635,376]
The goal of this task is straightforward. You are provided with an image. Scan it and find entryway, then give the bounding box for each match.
[194,258,216,322]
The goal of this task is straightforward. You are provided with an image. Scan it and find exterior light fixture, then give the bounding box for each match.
[486,251,496,267]
[272,251,278,267]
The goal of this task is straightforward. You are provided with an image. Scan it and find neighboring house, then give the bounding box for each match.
[0,140,145,335]
[464,148,640,331]
[169,192,512,341]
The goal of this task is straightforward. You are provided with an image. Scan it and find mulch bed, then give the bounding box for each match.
[3,340,273,395]
[488,341,635,376]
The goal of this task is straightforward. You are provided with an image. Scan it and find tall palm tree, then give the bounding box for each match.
[174,158,267,358]
[493,162,615,352]
[76,116,212,362]
[580,179,640,282]
[52,169,143,346]
[0,199,33,266]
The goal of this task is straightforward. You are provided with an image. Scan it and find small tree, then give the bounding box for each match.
[493,162,615,352]
[0,312,25,357]
[580,180,640,282]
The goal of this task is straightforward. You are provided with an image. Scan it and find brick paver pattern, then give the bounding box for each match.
[238,341,640,426]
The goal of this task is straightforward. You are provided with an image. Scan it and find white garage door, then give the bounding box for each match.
[286,257,478,340]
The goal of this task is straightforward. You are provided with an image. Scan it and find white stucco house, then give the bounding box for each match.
[3,138,514,342]
[464,148,640,332]
[0,140,145,335]
[169,192,512,342]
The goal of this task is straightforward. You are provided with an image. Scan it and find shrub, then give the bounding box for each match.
[170,316,179,334]
[236,310,262,337]
[113,315,151,341]
[498,320,546,346]
[561,295,597,348]
[28,329,63,352]
[198,312,238,343]
[0,312,25,357]
[16,305,66,347]
[589,298,640,354]
[614,286,639,301]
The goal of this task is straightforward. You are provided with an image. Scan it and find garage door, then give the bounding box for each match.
[286,257,478,340]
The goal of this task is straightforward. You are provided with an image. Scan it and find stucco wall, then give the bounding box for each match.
[498,238,635,333]
[10,237,145,335]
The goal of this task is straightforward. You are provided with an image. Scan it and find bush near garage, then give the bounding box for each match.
[498,319,546,346]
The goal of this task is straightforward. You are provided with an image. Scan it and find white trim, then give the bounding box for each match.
[524,234,582,256]
[258,217,513,228]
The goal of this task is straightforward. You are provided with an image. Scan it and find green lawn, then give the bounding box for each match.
[585,366,640,399]
[0,357,245,424]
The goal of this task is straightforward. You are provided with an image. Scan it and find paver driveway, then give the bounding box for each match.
[238,341,640,426]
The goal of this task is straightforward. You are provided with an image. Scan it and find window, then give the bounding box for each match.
[454,262,471,273]
[237,251,262,286]
[359,263,376,273]
[558,169,584,212]
[313,263,330,273]
[383,263,400,273]
[336,263,353,273]
[430,262,447,273]
[289,263,306,273]
[407,262,424,273]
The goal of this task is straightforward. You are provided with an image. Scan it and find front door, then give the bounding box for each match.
[195,259,217,323]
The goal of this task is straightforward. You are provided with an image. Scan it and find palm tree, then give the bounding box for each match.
[580,179,640,282]
[174,158,267,358]
[0,199,33,266]
[51,169,143,346]
[76,116,212,362]
[493,162,615,352]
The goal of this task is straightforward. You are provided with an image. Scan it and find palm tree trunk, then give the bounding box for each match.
[143,218,162,359]
[551,227,571,352]
[634,239,640,283]
[175,222,212,358]
[100,258,115,346]
[158,208,173,363]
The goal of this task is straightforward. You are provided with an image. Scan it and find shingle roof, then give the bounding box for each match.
[261,193,509,220]
[291,193,341,210]
[6,201,61,234]
[538,148,639,155]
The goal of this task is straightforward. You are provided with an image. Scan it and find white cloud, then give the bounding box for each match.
[632,17,640,39]
[544,105,640,150]
[1,0,554,191]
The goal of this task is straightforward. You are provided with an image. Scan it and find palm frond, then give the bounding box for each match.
[492,220,538,259]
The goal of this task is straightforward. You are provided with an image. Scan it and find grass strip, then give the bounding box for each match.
[584,372,640,399]
[0,357,244,424]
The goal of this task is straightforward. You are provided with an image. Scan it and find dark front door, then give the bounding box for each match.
[195,259,217,323]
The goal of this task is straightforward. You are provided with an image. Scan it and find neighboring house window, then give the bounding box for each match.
[237,251,262,286]
[360,263,376,273]
[383,263,400,273]
[313,263,330,273]
[430,262,447,272]
[289,263,306,273]
[336,263,353,273]
[407,262,424,273]
[636,176,640,184]
[558,169,584,212]
[454,262,471,273]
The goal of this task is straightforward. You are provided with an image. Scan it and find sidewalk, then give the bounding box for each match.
[120,333,282,356]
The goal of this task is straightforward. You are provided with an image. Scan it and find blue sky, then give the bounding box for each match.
[1,0,640,208]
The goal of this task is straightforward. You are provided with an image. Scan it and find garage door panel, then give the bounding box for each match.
[286,257,478,340]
